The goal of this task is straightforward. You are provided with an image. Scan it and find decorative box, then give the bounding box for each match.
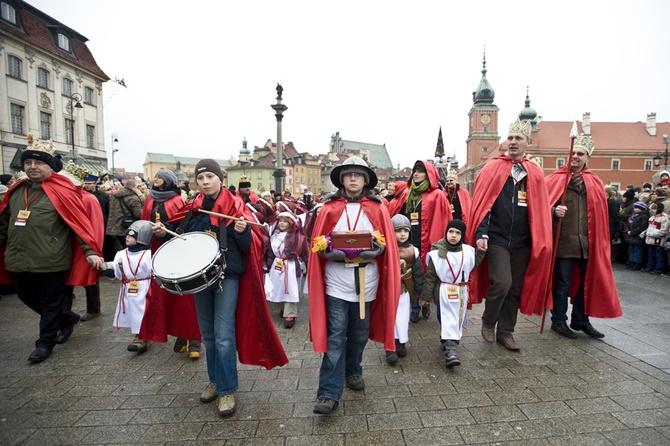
[330,231,372,250]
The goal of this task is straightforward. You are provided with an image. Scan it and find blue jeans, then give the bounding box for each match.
[317,295,371,401]
[551,257,588,325]
[647,245,667,271]
[194,278,239,396]
[628,243,644,264]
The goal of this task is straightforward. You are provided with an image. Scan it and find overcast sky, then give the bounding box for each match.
[27,0,670,173]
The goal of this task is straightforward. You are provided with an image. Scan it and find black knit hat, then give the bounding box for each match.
[21,148,56,170]
[195,158,224,182]
[623,189,636,201]
[446,219,466,238]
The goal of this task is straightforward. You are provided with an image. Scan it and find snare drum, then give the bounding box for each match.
[152,232,224,295]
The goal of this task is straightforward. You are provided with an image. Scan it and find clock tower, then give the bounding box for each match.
[462,50,500,193]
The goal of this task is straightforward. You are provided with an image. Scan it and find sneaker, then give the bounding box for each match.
[173,338,188,353]
[127,336,148,352]
[188,340,201,359]
[200,382,217,403]
[217,394,236,416]
[496,336,521,351]
[346,376,365,391]
[313,397,338,414]
[385,350,398,364]
[481,323,495,343]
[396,341,407,358]
[445,350,461,368]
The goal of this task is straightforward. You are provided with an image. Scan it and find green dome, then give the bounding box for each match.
[473,52,495,105]
[518,87,537,122]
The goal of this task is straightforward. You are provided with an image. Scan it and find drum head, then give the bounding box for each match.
[152,232,220,280]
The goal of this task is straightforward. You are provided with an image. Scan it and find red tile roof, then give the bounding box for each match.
[0,2,109,80]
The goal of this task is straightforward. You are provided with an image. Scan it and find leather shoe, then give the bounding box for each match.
[551,322,577,339]
[410,311,420,323]
[496,336,521,351]
[481,324,495,343]
[570,322,605,338]
[80,312,100,322]
[28,347,52,363]
[56,324,75,344]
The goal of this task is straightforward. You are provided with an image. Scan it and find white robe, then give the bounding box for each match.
[428,245,476,341]
[394,246,419,344]
[266,231,300,303]
[112,248,152,334]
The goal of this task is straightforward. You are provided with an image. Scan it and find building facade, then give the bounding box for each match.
[1,0,110,175]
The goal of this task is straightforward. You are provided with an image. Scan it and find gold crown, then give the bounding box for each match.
[508,118,532,138]
[574,134,594,155]
[239,174,249,182]
[63,161,88,183]
[26,133,56,156]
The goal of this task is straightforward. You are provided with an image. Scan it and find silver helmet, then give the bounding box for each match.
[126,220,153,246]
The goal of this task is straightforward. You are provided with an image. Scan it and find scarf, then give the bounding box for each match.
[149,188,179,203]
[404,179,430,214]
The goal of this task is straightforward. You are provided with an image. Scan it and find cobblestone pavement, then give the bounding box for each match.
[1,264,670,445]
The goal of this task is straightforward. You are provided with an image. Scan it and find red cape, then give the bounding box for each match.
[545,167,622,318]
[168,189,288,369]
[466,155,553,316]
[139,194,202,342]
[0,174,102,286]
[307,192,400,352]
[387,161,452,268]
[445,187,473,228]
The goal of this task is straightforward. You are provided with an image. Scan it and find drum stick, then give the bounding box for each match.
[150,222,187,240]
[197,209,265,227]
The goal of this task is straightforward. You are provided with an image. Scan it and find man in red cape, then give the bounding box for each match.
[387,160,451,322]
[308,156,400,415]
[466,119,553,351]
[545,134,622,339]
[444,172,473,227]
[0,140,103,363]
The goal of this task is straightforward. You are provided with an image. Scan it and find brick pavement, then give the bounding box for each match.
[1,265,670,445]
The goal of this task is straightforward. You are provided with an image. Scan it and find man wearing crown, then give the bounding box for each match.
[308,156,400,414]
[236,175,259,204]
[0,136,104,362]
[466,119,553,351]
[545,134,622,339]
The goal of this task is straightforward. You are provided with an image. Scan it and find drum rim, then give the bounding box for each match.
[152,231,219,278]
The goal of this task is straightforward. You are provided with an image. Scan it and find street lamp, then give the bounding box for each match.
[653,134,669,169]
[271,83,287,193]
[111,132,119,173]
[67,93,83,163]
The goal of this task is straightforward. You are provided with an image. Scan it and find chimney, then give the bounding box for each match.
[582,112,591,135]
[646,112,657,136]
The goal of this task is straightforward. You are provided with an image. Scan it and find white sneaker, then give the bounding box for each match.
[200,383,217,403]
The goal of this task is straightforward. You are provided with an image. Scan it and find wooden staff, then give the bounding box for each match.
[198,209,265,227]
[150,221,187,240]
[358,266,366,319]
[540,121,579,333]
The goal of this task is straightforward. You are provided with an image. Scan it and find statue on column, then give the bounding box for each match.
[276,83,283,100]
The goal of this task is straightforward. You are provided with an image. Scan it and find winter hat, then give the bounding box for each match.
[633,201,647,210]
[21,136,56,171]
[622,189,636,201]
[446,219,466,238]
[391,214,411,232]
[656,203,665,212]
[195,158,224,182]
[0,174,13,186]
[155,169,178,188]
[412,161,427,173]
[0,185,8,194]
[654,187,667,197]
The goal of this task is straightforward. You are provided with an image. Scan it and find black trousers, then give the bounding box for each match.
[9,271,79,349]
[64,282,101,314]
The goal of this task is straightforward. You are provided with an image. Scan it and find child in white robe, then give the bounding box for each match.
[421,219,485,368]
[386,214,424,364]
[263,211,309,328]
[102,220,153,352]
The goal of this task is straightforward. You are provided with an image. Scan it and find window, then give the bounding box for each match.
[7,54,21,78]
[57,33,70,52]
[610,183,621,192]
[84,86,94,105]
[11,103,24,134]
[40,112,52,139]
[611,159,620,170]
[257,171,262,179]
[644,159,653,171]
[86,124,95,148]
[37,67,49,89]
[65,118,74,145]
[557,158,565,169]
[63,78,73,97]
[1,2,16,24]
